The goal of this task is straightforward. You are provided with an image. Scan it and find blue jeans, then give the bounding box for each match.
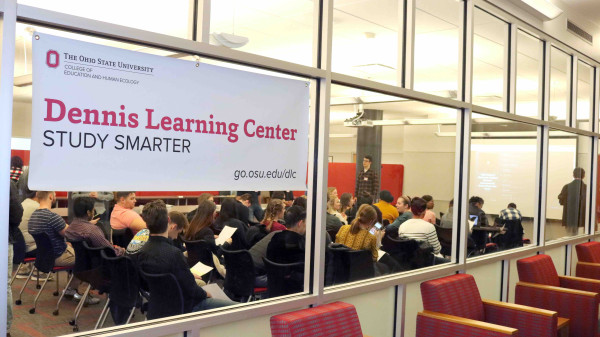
[192,297,237,312]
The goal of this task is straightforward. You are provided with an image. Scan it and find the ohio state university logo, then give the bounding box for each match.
[46,50,59,68]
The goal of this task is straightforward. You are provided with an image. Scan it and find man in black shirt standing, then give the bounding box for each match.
[136,200,236,313]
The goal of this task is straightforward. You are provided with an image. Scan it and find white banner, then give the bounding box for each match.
[30,33,309,191]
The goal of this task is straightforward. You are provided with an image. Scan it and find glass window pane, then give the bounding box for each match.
[210,0,314,66]
[332,0,401,86]
[516,30,543,118]
[549,47,571,125]
[11,24,315,333]
[473,8,508,111]
[469,114,537,255]
[18,0,191,39]
[327,84,456,284]
[545,131,591,241]
[414,0,461,99]
[576,61,593,130]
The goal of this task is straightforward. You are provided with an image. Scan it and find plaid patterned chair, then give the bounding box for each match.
[516,254,600,337]
[418,273,558,337]
[270,301,367,337]
[575,242,600,279]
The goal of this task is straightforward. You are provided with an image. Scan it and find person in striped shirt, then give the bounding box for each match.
[398,197,448,265]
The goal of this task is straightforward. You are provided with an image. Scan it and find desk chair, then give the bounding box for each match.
[516,254,600,337]
[96,250,140,329]
[221,248,267,302]
[263,257,304,298]
[111,228,133,249]
[139,269,184,320]
[19,233,74,315]
[182,239,216,283]
[418,273,559,337]
[10,236,36,286]
[329,245,374,284]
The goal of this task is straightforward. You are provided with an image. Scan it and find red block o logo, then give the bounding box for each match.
[46,50,59,68]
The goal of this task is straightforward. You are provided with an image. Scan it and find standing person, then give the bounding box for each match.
[110,191,146,235]
[421,195,437,225]
[8,180,24,334]
[374,190,399,223]
[558,167,587,235]
[355,155,379,202]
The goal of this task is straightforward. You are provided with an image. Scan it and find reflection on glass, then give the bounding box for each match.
[327,85,455,284]
[332,0,401,85]
[576,61,593,130]
[516,30,543,118]
[210,0,314,66]
[468,114,537,256]
[545,131,590,241]
[473,8,508,110]
[414,0,461,98]
[549,47,571,125]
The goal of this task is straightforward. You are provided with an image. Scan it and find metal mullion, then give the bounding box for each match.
[591,137,598,233]
[197,0,211,43]
[507,23,517,114]
[16,5,326,80]
[571,55,578,128]
[459,0,474,103]
[396,285,406,337]
[542,42,551,121]
[403,0,416,89]
[331,72,471,110]
[595,68,600,132]
[537,125,549,247]
[308,0,333,305]
[0,1,17,336]
[454,108,472,267]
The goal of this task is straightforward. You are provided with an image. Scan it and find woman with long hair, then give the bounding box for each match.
[335,204,379,261]
[246,198,286,247]
[213,198,248,250]
[340,192,354,216]
[327,195,347,225]
[185,200,218,242]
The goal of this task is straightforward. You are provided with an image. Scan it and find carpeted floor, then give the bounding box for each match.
[8,269,143,337]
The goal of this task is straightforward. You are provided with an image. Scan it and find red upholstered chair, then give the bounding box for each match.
[270,301,367,337]
[418,273,558,337]
[516,254,600,337]
[575,241,600,279]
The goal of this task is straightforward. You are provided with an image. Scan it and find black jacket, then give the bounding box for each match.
[9,180,23,244]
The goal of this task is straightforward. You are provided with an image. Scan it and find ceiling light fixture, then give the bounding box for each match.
[211,32,249,48]
[513,0,563,21]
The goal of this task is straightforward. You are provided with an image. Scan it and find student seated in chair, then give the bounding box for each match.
[135,200,236,313]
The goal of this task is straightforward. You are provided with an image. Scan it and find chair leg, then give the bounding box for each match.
[15,267,35,305]
[10,263,24,286]
[98,299,111,328]
[70,283,91,330]
[125,306,136,324]
[29,273,52,314]
[94,298,110,329]
[54,270,60,296]
[53,271,74,316]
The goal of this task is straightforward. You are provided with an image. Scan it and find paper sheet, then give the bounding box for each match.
[377,249,386,261]
[190,261,213,278]
[215,225,237,246]
[202,283,232,301]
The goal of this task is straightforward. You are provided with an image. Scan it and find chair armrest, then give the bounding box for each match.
[559,275,600,293]
[515,282,599,337]
[482,299,557,337]
[417,311,517,337]
[576,262,600,280]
